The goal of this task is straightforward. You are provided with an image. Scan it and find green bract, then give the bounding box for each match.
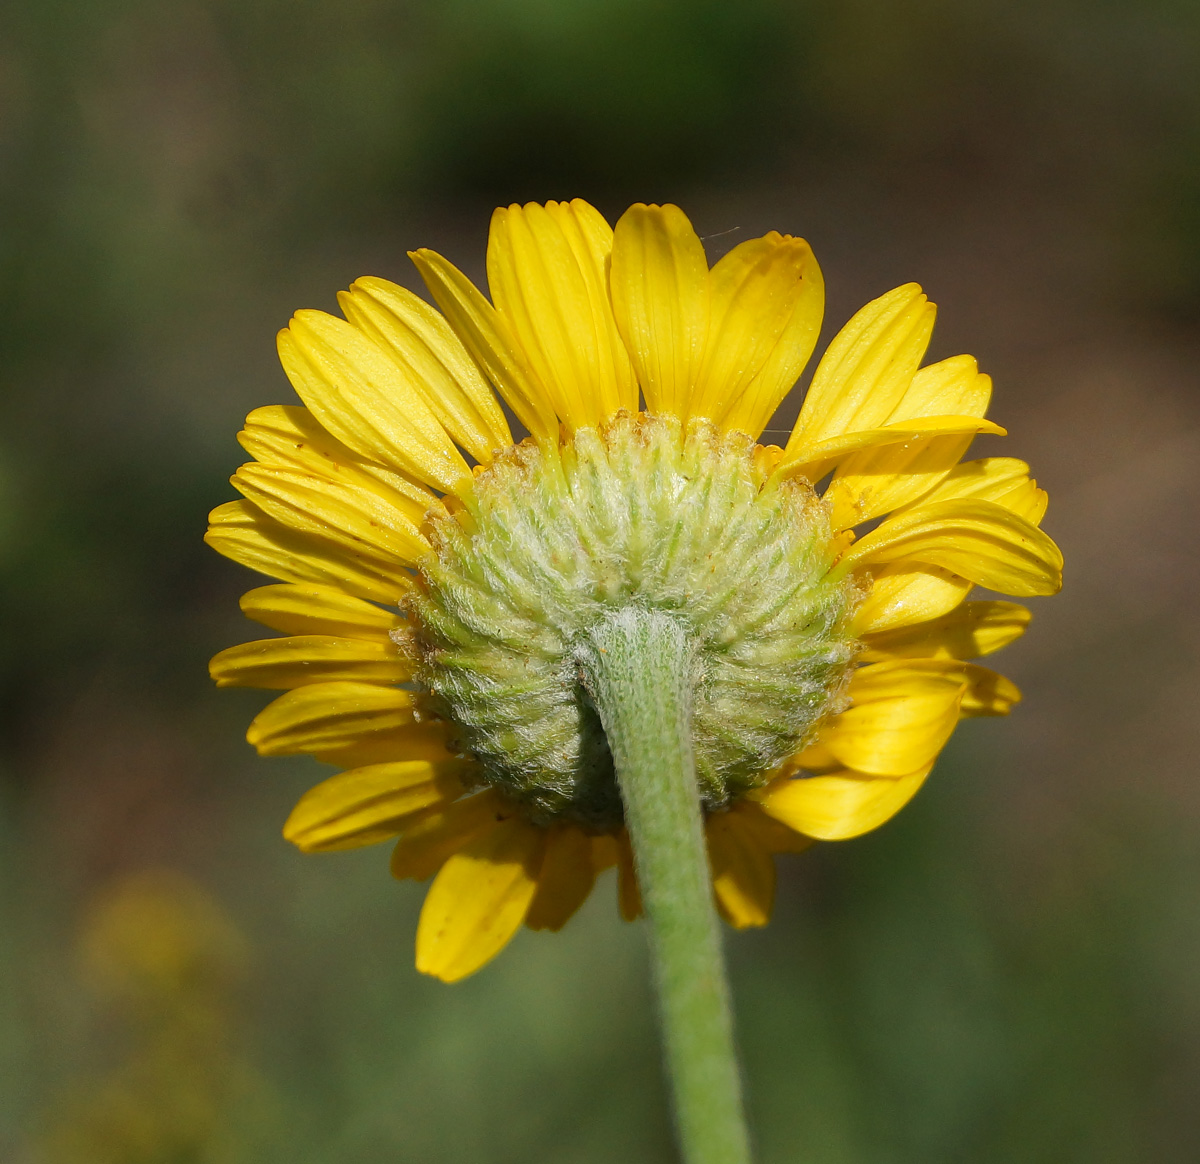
[403,413,861,830]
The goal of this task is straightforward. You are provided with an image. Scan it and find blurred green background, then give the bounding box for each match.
[3,1,1200,1160]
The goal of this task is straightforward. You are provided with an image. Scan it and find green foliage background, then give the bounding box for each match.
[2,2,1200,1160]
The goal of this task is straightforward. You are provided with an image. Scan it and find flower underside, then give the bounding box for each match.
[408,412,859,830]
[206,197,1063,981]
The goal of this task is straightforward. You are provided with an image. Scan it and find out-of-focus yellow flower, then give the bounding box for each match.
[82,869,247,1005]
[42,871,270,1164]
[208,200,1061,982]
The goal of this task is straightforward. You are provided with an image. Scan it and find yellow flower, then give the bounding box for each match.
[207,200,1062,983]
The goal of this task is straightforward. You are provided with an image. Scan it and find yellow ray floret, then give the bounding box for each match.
[247,681,421,757]
[313,723,457,770]
[859,600,1031,661]
[609,203,710,419]
[389,790,507,881]
[206,501,414,605]
[913,456,1049,523]
[278,311,472,495]
[813,661,967,776]
[823,355,993,528]
[706,807,777,929]
[958,664,1022,717]
[415,813,545,983]
[238,583,400,639]
[786,284,935,450]
[237,405,440,517]
[487,200,637,430]
[840,499,1062,596]
[409,248,559,444]
[852,563,975,634]
[754,764,933,842]
[210,635,413,689]
[338,277,513,464]
[283,760,475,852]
[231,464,430,571]
[525,823,598,933]
[689,230,823,437]
[778,415,1008,487]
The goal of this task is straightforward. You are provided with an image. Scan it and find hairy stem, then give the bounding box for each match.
[578,606,752,1164]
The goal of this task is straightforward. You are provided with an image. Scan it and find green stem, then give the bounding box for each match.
[578,606,753,1164]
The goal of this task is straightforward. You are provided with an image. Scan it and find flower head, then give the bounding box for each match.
[208,200,1062,982]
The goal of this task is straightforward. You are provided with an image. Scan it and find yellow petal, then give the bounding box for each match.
[283,760,474,852]
[959,664,1022,717]
[239,583,399,639]
[756,765,931,841]
[232,464,429,569]
[904,456,1048,524]
[1006,484,1048,525]
[246,681,418,757]
[409,247,558,444]
[545,198,639,413]
[610,203,709,418]
[391,789,508,880]
[487,201,635,431]
[525,824,597,932]
[852,563,974,634]
[278,311,471,495]
[237,404,439,521]
[205,500,413,605]
[860,601,1031,662]
[691,232,823,439]
[825,356,993,527]
[887,353,992,422]
[314,721,456,769]
[338,277,512,464]
[816,661,966,776]
[210,635,412,689]
[780,414,1004,484]
[725,799,814,855]
[706,808,775,929]
[415,813,545,982]
[590,833,620,872]
[839,498,1063,597]
[825,431,983,530]
[786,283,936,455]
